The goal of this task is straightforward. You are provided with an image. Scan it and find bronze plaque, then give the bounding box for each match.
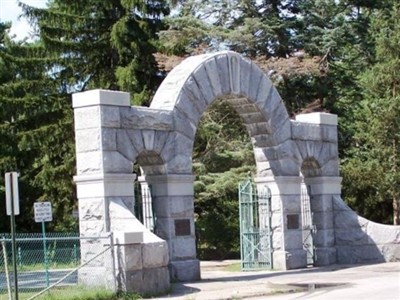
[287,214,300,230]
[175,219,191,236]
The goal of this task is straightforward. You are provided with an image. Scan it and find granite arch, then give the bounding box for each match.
[72,51,400,295]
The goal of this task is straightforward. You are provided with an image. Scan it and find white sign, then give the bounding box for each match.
[34,202,53,222]
[5,172,20,216]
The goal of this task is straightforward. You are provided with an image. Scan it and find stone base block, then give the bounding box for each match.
[169,259,200,282]
[314,247,336,266]
[379,244,400,262]
[273,249,307,270]
[336,245,385,264]
[78,266,115,290]
[122,266,170,296]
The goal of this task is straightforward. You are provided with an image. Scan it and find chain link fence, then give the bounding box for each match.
[0,233,114,300]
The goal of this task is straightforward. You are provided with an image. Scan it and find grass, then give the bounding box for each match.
[223,262,275,272]
[223,262,242,272]
[0,286,142,300]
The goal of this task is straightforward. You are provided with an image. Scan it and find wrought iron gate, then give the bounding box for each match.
[239,179,273,270]
[134,181,155,232]
[301,183,315,265]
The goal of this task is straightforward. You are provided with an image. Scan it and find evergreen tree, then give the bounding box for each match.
[158,0,393,256]
[342,1,400,224]
[0,0,170,232]
[161,0,302,57]
[0,27,76,232]
[193,101,255,259]
[20,0,170,104]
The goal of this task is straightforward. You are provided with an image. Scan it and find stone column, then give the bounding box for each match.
[255,176,307,270]
[72,89,170,294]
[73,90,133,290]
[145,174,200,282]
[304,176,341,266]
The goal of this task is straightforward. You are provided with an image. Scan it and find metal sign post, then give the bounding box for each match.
[5,172,20,300]
[34,202,53,288]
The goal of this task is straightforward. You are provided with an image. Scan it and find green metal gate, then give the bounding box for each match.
[239,179,273,270]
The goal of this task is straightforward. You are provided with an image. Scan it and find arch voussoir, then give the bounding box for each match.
[227,53,241,94]
[246,122,273,136]
[174,108,197,140]
[214,53,231,94]
[239,57,252,96]
[253,77,274,124]
[160,131,194,174]
[320,159,340,176]
[316,142,339,166]
[233,103,260,114]
[126,129,145,153]
[116,129,139,162]
[151,53,215,110]
[248,62,264,101]
[241,111,267,124]
[142,130,156,151]
[267,89,290,131]
[153,131,169,154]
[204,57,223,98]
[192,65,215,105]
[181,77,208,117]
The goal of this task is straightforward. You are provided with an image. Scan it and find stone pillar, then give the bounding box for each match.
[74,173,136,290]
[72,89,170,295]
[145,174,200,282]
[72,90,139,233]
[255,176,307,270]
[304,176,341,266]
[73,90,132,290]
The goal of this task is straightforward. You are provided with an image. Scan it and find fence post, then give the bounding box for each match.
[2,238,12,300]
[41,221,49,288]
[73,244,77,266]
[109,232,117,292]
[17,247,21,268]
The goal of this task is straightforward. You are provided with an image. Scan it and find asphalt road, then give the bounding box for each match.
[0,269,77,290]
[1,262,399,299]
[156,261,400,300]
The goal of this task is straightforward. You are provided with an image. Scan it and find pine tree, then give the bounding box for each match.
[342,1,400,225]
[20,0,170,105]
[0,26,76,231]
[193,101,255,259]
[0,0,170,232]
[161,0,302,57]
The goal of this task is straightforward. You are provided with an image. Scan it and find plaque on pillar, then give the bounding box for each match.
[175,219,191,236]
[287,214,300,230]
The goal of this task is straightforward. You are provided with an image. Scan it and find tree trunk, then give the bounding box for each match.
[394,197,400,225]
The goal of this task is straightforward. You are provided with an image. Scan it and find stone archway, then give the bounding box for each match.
[145,52,341,274]
[72,51,343,292]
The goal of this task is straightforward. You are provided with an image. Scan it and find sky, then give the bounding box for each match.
[0,0,47,40]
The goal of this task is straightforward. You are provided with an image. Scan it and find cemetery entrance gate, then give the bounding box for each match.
[239,178,273,270]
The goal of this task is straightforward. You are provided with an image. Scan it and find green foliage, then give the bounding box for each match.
[0,0,398,259]
[0,0,171,232]
[195,166,254,259]
[20,0,169,105]
[161,0,302,57]
[342,1,400,224]
[160,0,400,257]
[193,101,255,259]
[0,29,76,232]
